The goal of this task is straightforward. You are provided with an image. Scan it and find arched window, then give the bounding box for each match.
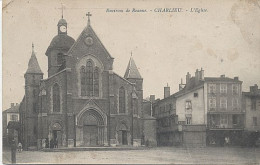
[94,67,99,97]
[119,87,126,113]
[53,83,60,112]
[80,60,100,97]
[86,61,93,96]
[80,66,86,96]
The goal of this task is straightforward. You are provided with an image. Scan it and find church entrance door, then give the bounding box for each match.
[51,122,63,147]
[53,130,62,147]
[83,125,98,146]
[82,114,100,146]
[122,130,128,145]
[78,109,106,147]
[117,123,129,145]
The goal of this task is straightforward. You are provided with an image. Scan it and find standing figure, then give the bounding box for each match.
[45,138,49,148]
[17,142,22,152]
[50,139,54,149]
[225,136,230,146]
[42,139,46,148]
[54,138,58,148]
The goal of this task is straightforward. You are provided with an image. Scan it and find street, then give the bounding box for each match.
[2,147,260,164]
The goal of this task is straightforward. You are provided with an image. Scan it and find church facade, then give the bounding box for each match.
[19,14,145,149]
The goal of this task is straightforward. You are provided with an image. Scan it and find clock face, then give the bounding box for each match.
[60,26,67,33]
[85,36,93,46]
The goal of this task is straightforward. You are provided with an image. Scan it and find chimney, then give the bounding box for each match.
[150,95,155,103]
[250,84,258,93]
[220,74,225,78]
[11,103,14,108]
[195,69,200,82]
[164,83,170,98]
[179,78,185,91]
[186,72,191,84]
[234,77,239,81]
[200,68,204,80]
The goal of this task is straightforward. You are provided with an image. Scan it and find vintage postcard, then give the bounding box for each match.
[2,0,260,164]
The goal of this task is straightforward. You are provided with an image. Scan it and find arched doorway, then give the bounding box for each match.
[118,123,128,145]
[83,115,98,146]
[50,122,63,147]
[116,121,131,145]
[77,108,107,147]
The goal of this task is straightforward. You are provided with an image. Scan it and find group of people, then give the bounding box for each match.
[45,138,59,149]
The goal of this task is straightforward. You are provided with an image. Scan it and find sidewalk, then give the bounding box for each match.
[2,146,260,164]
[42,145,147,152]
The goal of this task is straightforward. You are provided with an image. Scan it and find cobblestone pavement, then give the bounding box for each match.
[2,147,260,164]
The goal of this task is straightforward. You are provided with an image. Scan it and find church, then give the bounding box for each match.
[19,12,146,149]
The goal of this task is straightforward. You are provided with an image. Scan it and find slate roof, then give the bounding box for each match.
[155,73,242,104]
[3,104,20,113]
[204,77,242,82]
[174,76,240,97]
[45,34,75,55]
[26,50,43,74]
[58,18,67,25]
[124,57,142,79]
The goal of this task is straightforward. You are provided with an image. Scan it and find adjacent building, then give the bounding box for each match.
[205,74,244,146]
[153,69,243,146]
[152,92,180,146]
[2,103,20,146]
[142,97,157,146]
[242,84,260,145]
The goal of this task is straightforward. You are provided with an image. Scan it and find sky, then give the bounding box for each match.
[2,0,260,110]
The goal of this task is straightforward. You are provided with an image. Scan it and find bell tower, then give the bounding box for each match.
[23,43,43,149]
[57,18,67,35]
[124,54,143,143]
[45,10,75,77]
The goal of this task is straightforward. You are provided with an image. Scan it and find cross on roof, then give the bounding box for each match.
[86,12,92,24]
[57,4,64,19]
[61,4,64,18]
[32,43,34,52]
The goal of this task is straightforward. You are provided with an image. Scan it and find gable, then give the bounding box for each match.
[67,24,114,71]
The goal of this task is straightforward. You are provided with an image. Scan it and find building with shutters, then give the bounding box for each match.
[242,84,260,146]
[152,69,244,146]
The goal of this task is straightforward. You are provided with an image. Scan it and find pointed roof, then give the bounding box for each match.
[66,14,113,59]
[26,43,43,74]
[124,56,142,79]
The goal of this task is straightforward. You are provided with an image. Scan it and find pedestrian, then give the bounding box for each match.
[55,138,58,148]
[225,137,230,146]
[42,139,46,148]
[45,138,49,148]
[18,142,22,152]
[50,138,54,149]
[53,139,56,148]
